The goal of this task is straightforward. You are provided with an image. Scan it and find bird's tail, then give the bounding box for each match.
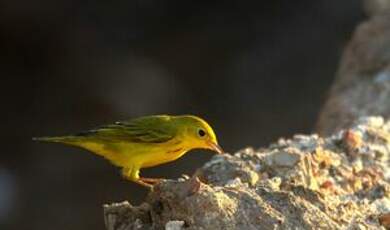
[33,135,113,160]
[32,136,82,145]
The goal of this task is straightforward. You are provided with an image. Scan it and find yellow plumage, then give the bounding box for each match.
[34,115,223,188]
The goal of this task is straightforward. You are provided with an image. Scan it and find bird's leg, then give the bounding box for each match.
[121,167,153,189]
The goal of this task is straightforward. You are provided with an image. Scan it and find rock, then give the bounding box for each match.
[104,117,390,229]
[317,6,390,135]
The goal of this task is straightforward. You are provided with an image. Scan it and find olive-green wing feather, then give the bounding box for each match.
[78,115,177,143]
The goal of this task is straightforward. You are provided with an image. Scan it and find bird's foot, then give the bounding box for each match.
[134,179,154,189]
[140,177,165,184]
[134,177,165,189]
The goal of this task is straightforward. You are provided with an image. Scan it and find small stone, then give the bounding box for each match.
[254,164,262,172]
[247,170,259,186]
[379,213,390,229]
[225,177,244,188]
[266,149,302,167]
[203,155,226,168]
[165,220,185,230]
[320,180,333,189]
[343,129,363,149]
[357,117,384,128]
[181,174,190,180]
[263,177,282,191]
[372,198,390,213]
[313,147,341,168]
[133,219,144,229]
[374,71,390,84]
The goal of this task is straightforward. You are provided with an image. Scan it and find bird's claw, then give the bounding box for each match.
[140,177,164,184]
[136,177,166,189]
[134,179,154,189]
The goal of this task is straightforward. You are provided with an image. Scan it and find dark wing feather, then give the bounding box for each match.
[76,115,176,143]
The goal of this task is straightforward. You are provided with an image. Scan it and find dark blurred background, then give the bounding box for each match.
[1,0,364,229]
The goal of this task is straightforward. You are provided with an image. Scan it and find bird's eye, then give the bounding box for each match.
[198,129,206,137]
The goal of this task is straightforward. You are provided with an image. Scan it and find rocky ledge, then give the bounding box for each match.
[104,116,390,230]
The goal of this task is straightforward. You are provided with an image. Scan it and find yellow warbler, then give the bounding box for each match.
[34,115,223,188]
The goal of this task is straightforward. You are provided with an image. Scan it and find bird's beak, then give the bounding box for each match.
[207,141,224,154]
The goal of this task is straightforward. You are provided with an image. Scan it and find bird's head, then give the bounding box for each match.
[177,115,224,154]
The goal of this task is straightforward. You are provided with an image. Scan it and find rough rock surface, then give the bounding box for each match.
[317,1,390,135]
[104,117,390,229]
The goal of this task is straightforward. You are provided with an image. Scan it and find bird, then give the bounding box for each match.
[33,115,223,188]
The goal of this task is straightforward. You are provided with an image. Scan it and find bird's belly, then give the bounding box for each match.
[83,141,186,169]
[140,148,186,168]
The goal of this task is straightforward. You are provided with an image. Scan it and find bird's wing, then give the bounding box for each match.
[77,115,177,143]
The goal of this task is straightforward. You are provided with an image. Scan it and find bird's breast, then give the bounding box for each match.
[140,142,187,168]
[166,147,183,154]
